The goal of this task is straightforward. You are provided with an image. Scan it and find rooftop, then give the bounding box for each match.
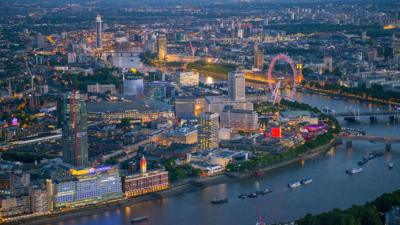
[87,98,171,113]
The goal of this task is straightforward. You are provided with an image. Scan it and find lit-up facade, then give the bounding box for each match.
[52,166,122,208]
[122,170,169,198]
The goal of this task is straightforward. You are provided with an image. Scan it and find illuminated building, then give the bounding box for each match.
[51,166,123,209]
[87,83,116,94]
[140,156,147,174]
[175,96,204,118]
[87,99,174,124]
[271,127,282,138]
[157,35,167,61]
[61,92,88,167]
[220,106,259,132]
[297,64,303,83]
[161,127,198,146]
[205,96,253,114]
[198,112,219,150]
[95,15,102,49]
[228,71,246,101]
[122,157,169,198]
[179,71,199,87]
[123,74,144,97]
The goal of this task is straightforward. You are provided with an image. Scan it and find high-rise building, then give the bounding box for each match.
[220,105,259,132]
[253,43,264,71]
[157,35,167,61]
[95,15,102,49]
[123,74,144,97]
[198,112,219,150]
[51,166,122,209]
[61,92,89,167]
[228,71,246,101]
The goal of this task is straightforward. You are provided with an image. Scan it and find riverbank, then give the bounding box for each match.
[7,139,338,225]
[302,86,400,107]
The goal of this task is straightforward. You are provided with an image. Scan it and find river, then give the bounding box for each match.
[44,91,400,225]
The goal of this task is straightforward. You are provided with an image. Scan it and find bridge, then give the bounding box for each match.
[332,111,399,117]
[335,134,400,150]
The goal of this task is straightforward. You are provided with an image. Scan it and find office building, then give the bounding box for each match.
[95,15,102,48]
[220,105,259,132]
[205,96,253,114]
[228,71,246,101]
[51,166,123,209]
[86,98,174,124]
[175,96,204,118]
[61,92,89,167]
[161,127,198,146]
[122,156,169,198]
[157,35,167,61]
[179,71,199,87]
[123,74,144,97]
[87,83,116,94]
[29,186,49,214]
[198,112,219,150]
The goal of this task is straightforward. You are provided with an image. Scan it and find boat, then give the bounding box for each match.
[211,198,228,204]
[250,170,264,177]
[247,193,258,198]
[131,216,149,223]
[388,162,395,169]
[346,168,363,175]
[300,178,313,185]
[288,181,301,188]
[256,216,266,225]
[257,188,273,195]
[238,194,247,199]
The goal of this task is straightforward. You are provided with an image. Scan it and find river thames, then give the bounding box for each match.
[44,91,400,225]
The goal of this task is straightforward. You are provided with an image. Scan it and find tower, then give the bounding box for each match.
[95,15,102,49]
[61,91,89,167]
[323,56,333,72]
[297,63,303,84]
[228,71,246,101]
[157,35,167,61]
[140,156,147,174]
[253,43,264,71]
[198,112,219,150]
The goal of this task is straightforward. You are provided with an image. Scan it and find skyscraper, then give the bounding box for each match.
[228,71,246,101]
[61,92,89,167]
[157,35,167,61]
[198,112,219,150]
[253,43,264,71]
[95,15,102,49]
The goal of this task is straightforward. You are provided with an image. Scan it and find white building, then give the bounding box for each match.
[228,71,246,101]
[123,75,144,97]
[87,83,116,94]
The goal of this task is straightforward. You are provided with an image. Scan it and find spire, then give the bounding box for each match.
[140,155,147,174]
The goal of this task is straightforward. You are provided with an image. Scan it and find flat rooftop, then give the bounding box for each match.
[87,98,172,113]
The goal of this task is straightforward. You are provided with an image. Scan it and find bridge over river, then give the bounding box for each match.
[335,134,400,150]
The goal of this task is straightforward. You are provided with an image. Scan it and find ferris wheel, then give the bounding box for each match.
[267,54,298,104]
